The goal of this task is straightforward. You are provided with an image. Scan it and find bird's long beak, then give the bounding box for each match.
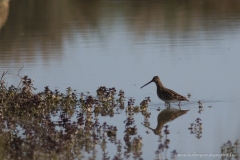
[140,80,153,89]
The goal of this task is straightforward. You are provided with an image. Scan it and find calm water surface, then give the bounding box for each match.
[0,0,240,159]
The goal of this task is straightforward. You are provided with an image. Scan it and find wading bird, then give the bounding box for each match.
[140,76,189,109]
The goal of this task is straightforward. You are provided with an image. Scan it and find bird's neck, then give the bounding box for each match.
[155,80,164,89]
[155,122,164,131]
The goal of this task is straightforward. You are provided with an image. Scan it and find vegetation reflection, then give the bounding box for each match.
[1,0,240,64]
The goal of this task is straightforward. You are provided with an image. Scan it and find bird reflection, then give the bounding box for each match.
[145,108,189,134]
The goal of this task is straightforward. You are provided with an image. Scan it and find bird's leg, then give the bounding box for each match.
[168,103,171,108]
[178,101,181,110]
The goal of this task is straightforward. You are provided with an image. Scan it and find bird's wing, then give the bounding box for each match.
[162,88,189,101]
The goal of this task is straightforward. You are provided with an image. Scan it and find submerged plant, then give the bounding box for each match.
[188,118,202,139]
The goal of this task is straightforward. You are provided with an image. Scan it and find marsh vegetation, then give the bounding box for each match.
[0,69,239,160]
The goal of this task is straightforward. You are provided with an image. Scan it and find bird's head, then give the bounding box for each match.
[140,76,160,89]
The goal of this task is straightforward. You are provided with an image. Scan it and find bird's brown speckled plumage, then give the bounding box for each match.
[141,76,189,109]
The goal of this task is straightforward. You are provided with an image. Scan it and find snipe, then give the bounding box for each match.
[141,76,189,109]
[145,108,189,134]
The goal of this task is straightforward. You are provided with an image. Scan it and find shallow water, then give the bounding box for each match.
[0,0,240,159]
